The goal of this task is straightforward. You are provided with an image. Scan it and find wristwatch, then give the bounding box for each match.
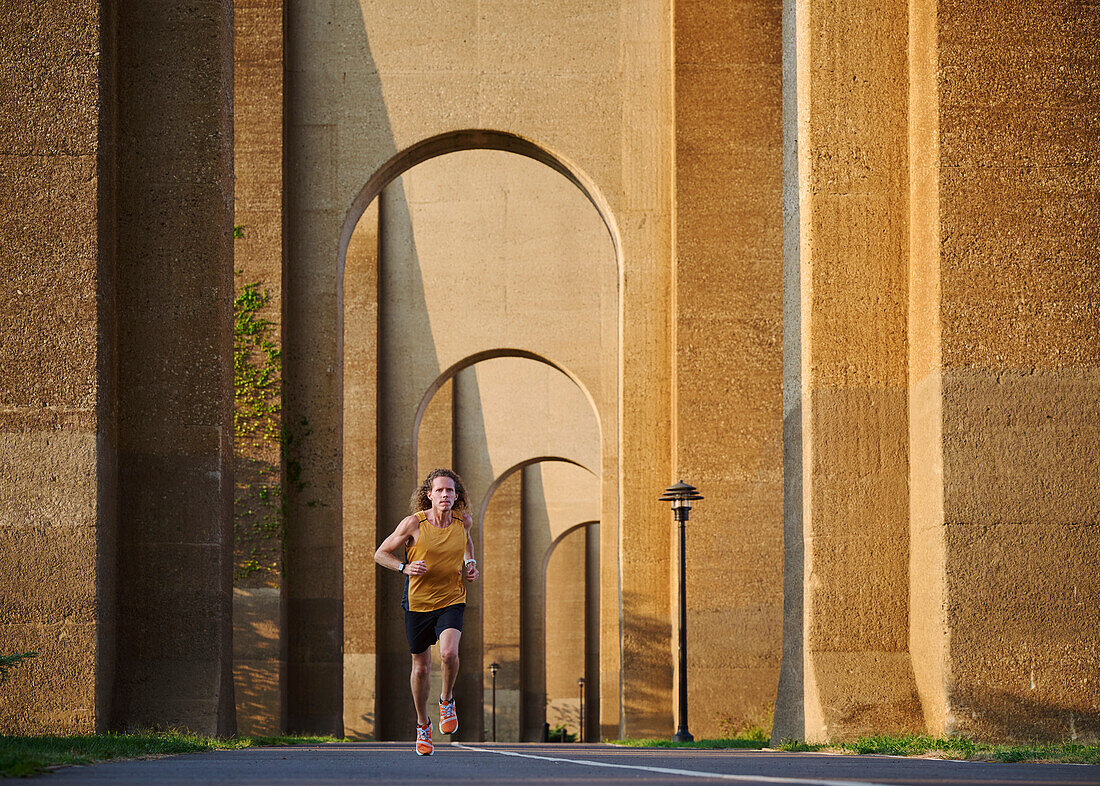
[464,558,477,567]
[398,562,406,573]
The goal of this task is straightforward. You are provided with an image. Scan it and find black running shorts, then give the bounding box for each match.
[405,603,465,654]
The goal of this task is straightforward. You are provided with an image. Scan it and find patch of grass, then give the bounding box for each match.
[768,734,1099,764]
[0,731,341,778]
[837,734,1100,764]
[615,737,768,750]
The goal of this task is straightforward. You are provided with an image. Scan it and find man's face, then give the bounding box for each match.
[428,476,456,510]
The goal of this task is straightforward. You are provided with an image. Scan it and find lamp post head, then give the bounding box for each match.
[489,662,500,677]
[659,480,703,520]
[578,677,585,688]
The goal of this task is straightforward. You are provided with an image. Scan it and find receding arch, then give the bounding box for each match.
[412,349,603,474]
[476,457,597,544]
[340,132,622,743]
[543,520,600,575]
[338,129,623,285]
[478,456,601,742]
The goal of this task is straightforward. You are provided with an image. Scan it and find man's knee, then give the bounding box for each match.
[440,648,459,669]
[411,658,431,680]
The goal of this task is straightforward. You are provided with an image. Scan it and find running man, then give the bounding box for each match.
[374,468,479,756]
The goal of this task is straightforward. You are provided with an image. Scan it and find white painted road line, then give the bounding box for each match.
[451,744,892,786]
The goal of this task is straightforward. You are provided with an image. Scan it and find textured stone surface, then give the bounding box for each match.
[674,0,785,740]
[111,0,235,735]
[234,588,286,735]
[781,0,922,743]
[482,470,522,741]
[5,0,1097,746]
[0,0,111,735]
[908,0,1100,743]
[232,0,286,734]
[545,526,588,735]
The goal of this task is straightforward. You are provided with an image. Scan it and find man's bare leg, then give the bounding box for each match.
[411,650,431,725]
[438,628,462,702]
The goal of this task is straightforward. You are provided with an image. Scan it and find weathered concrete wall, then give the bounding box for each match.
[776,0,922,742]
[233,588,284,734]
[910,0,1100,742]
[9,0,1094,745]
[111,0,235,734]
[483,470,522,741]
[232,0,286,736]
[673,0,785,739]
[342,197,379,738]
[0,0,116,734]
[545,526,587,735]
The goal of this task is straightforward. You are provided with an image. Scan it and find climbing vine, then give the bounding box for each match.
[233,267,283,585]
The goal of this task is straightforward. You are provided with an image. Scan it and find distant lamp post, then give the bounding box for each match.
[577,677,586,743]
[660,480,703,743]
[489,661,500,742]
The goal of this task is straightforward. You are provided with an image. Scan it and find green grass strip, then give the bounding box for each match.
[0,732,340,778]
[616,733,1100,764]
[615,737,769,750]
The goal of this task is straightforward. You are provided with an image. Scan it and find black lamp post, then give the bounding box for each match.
[660,480,703,743]
[488,662,500,742]
[577,677,586,742]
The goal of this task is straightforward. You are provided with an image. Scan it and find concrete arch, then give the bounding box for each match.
[543,520,600,576]
[542,519,601,741]
[337,129,623,284]
[413,350,603,463]
[340,134,621,743]
[476,457,596,549]
[478,457,601,741]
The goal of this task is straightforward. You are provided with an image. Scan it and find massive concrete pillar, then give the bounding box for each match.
[909,0,1100,742]
[583,523,601,742]
[545,526,588,736]
[0,0,117,734]
[777,0,922,742]
[483,471,523,741]
[342,198,379,738]
[519,465,553,741]
[673,0,785,739]
[111,0,236,734]
[233,0,287,736]
[616,2,675,738]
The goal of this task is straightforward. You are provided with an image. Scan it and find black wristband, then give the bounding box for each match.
[398,562,406,574]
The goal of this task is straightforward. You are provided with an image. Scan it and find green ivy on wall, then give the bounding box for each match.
[233,265,283,585]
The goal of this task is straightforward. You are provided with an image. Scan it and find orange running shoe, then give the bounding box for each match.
[439,697,458,734]
[415,722,433,756]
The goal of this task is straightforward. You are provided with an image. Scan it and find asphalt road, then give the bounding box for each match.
[44,742,1100,785]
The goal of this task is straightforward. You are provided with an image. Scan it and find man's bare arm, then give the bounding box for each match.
[461,513,479,582]
[374,516,419,573]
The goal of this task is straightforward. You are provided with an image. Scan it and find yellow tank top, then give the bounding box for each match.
[405,510,467,612]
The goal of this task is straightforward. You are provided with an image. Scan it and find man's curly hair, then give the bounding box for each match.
[410,468,470,515]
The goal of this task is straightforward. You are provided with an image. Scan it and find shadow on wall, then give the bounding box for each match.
[950,687,1100,745]
[283,0,435,735]
[232,588,285,736]
[621,589,674,737]
[543,520,599,743]
[446,364,491,741]
[771,400,804,743]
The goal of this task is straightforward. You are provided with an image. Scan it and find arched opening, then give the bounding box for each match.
[339,135,620,741]
[543,520,600,743]
[479,458,600,742]
[414,355,599,743]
